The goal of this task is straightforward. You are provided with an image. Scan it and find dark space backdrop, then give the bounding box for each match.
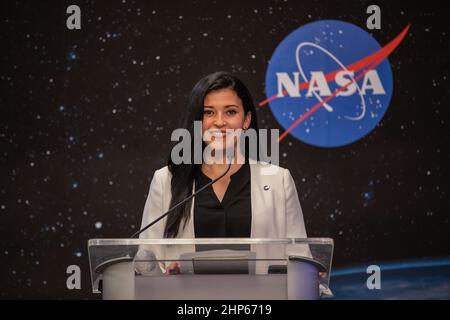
[0,0,448,298]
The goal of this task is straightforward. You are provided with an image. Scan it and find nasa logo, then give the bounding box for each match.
[263,20,409,147]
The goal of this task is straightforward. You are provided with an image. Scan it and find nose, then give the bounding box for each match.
[213,112,226,127]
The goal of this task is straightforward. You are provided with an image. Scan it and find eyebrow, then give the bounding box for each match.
[204,105,239,108]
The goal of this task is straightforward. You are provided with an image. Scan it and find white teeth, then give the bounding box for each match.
[212,133,225,137]
[210,131,226,137]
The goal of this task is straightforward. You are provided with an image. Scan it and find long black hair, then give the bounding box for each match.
[164,71,259,238]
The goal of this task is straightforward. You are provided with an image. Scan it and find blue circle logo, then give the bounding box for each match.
[265,20,398,147]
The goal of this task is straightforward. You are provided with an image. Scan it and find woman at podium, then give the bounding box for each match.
[136,71,308,274]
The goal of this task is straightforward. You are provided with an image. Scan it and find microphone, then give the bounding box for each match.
[131,158,233,238]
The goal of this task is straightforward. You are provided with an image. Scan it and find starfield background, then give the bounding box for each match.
[0,0,449,299]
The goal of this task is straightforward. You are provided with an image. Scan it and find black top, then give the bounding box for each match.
[194,163,252,238]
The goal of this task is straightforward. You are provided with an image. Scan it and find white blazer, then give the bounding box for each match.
[136,162,308,274]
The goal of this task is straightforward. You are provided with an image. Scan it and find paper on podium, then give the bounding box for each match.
[179,250,257,275]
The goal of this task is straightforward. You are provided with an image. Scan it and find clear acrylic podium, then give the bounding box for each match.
[88,238,334,300]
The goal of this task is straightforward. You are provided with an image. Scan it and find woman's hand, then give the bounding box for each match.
[165,262,181,275]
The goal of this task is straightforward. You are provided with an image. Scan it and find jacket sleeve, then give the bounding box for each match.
[283,168,311,258]
[139,169,165,239]
[135,169,166,274]
[283,168,307,238]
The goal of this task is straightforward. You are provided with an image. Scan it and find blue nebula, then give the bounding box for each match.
[362,191,372,200]
[68,51,77,60]
[362,191,374,207]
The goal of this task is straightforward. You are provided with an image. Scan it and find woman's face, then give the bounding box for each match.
[202,88,251,152]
